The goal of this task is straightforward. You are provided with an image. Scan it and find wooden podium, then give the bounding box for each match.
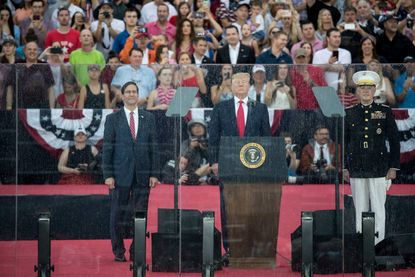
[219,137,287,268]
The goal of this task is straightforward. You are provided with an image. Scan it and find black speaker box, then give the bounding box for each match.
[151,208,222,272]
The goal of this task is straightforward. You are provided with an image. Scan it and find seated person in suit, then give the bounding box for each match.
[299,125,340,184]
[58,126,99,184]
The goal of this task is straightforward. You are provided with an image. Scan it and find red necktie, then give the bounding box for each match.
[237,100,245,137]
[129,112,136,140]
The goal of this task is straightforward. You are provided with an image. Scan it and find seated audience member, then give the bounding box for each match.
[291,48,327,109]
[240,23,260,57]
[1,37,17,64]
[0,5,21,46]
[101,51,121,107]
[57,73,81,109]
[50,0,84,28]
[232,2,250,35]
[71,12,89,32]
[256,30,293,64]
[58,126,99,185]
[291,20,324,57]
[265,63,297,109]
[140,0,178,25]
[169,1,191,26]
[90,1,125,59]
[172,18,195,60]
[147,66,176,110]
[69,29,106,86]
[215,25,255,64]
[41,45,67,100]
[315,9,335,42]
[248,65,267,103]
[112,7,141,54]
[16,40,55,109]
[301,42,314,64]
[276,9,302,50]
[14,0,32,27]
[281,132,301,182]
[250,1,265,42]
[394,56,415,108]
[299,125,340,184]
[191,36,214,64]
[263,0,288,39]
[145,3,176,45]
[355,0,377,36]
[151,44,176,73]
[78,64,110,109]
[176,52,207,108]
[352,36,387,64]
[111,0,129,20]
[119,27,154,64]
[210,64,234,105]
[306,0,341,29]
[111,48,157,108]
[366,59,396,106]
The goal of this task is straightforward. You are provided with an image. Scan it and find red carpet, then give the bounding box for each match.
[1,184,414,276]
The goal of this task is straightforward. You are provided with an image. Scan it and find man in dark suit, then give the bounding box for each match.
[214,25,256,64]
[208,72,271,255]
[344,71,400,245]
[102,81,159,262]
[191,36,213,65]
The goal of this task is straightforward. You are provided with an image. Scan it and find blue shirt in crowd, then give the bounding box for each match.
[255,49,293,65]
[111,65,156,100]
[394,72,415,108]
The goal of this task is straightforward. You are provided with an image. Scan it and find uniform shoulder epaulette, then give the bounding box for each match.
[345,104,357,109]
[381,103,390,108]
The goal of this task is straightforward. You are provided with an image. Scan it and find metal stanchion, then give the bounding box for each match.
[34,213,54,277]
[301,211,313,277]
[202,211,215,277]
[130,211,149,277]
[362,212,375,277]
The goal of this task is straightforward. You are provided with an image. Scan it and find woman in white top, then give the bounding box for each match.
[367,59,396,106]
[265,64,297,109]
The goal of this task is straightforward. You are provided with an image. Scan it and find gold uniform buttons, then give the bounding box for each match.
[365,118,369,122]
[365,110,369,114]
[364,127,368,130]
[364,135,368,138]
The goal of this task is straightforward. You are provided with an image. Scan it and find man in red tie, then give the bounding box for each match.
[208,72,271,258]
[102,81,160,262]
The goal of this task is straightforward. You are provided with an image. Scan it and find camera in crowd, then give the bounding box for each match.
[285,144,298,152]
[193,11,205,19]
[50,46,63,54]
[315,158,328,172]
[191,136,208,149]
[273,80,284,88]
[103,11,111,18]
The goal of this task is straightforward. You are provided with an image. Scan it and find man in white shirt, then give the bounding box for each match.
[139,0,177,25]
[312,28,351,91]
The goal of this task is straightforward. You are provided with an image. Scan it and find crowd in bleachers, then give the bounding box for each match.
[1,0,415,184]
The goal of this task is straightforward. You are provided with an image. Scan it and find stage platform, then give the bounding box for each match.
[0,184,414,277]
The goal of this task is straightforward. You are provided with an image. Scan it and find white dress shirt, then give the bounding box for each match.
[229,42,240,65]
[313,143,331,165]
[234,96,248,125]
[124,106,138,137]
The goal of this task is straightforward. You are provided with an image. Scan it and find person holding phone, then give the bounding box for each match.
[265,63,297,109]
[210,64,234,105]
[313,28,351,92]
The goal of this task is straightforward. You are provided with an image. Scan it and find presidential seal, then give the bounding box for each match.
[240,143,266,169]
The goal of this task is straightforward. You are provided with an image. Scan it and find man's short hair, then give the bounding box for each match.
[314,125,329,134]
[232,72,250,81]
[225,25,239,34]
[300,20,314,30]
[57,6,69,16]
[272,30,287,39]
[344,6,357,13]
[124,6,140,19]
[326,28,340,38]
[157,2,169,12]
[192,36,207,45]
[129,47,143,57]
[121,81,139,94]
[31,0,44,6]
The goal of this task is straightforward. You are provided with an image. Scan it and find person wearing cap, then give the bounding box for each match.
[394,56,415,108]
[232,2,250,35]
[248,64,267,103]
[90,1,125,59]
[57,126,99,185]
[344,70,400,244]
[1,38,17,64]
[376,13,414,63]
[103,81,159,262]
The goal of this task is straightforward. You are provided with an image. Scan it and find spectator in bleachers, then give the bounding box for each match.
[264,0,288,36]
[313,28,351,91]
[211,64,234,105]
[190,7,221,58]
[169,1,191,26]
[306,0,341,29]
[112,0,129,20]
[396,0,415,25]
[172,18,195,60]
[366,59,396,106]
[250,1,265,42]
[265,63,297,109]
[352,36,387,64]
[256,30,293,64]
[274,9,302,50]
[0,37,17,64]
[50,0,84,28]
[58,126,99,185]
[0,5,21,46]
[56,72,80,109]
[240,23,260,56]
[145,2,176,45]
[281,132,301,181]
[146,66,176,110]
[101,51,120,107]
[299,125,340,184]
[376,14,414,63]
[20,0,54,50]
[140,0,178,25]
[112,7,140,54]
[315,9,335,41]
[261,26,280,53]
[291,20,324,57]
[91,1,125,59]
[191,36,214,64]
[14,0,32,27]
[16,40,55,108]
[248,64,267,103]
[71,11,89,32]
[0,47,14,110]
[119,27,155,64]
[292,0,308,21]
[176,51,207,108]
[291,47,327,109]
[150,44,176,73]
[69,29,106,86]
[40,45,66,100]
[232,2,250,35]
[355,0,377,36]
[301,41,314,63]
[215,25,255,64]
[111,48,157,108]
[45,7,81,62]
[78,64,110,109]
[394,56,415,108]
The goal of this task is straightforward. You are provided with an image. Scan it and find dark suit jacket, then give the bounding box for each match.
[215,44,256,64]
[208,98,271,164]
[191,54,213,64]
[102,109,158,188]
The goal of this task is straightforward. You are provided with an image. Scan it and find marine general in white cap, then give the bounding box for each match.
[353,70,380,105]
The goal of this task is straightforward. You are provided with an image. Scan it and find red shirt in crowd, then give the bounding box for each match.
[291,65,327,109]
[45,29,81,62]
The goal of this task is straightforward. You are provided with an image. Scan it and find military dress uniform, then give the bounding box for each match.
[345,84,400,244]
